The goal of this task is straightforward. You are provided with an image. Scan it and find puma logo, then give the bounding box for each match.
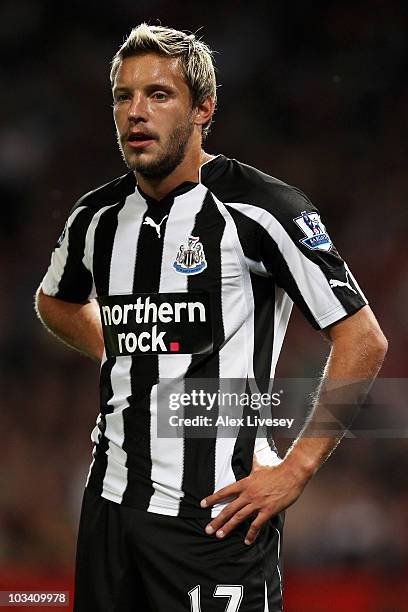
[329,271,357,294]
[143,215,168,238]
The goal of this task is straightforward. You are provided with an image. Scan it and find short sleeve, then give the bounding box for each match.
[258,186,368,330]
[41,204,95,303]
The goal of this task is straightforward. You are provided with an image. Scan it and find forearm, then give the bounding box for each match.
[283,320,388,484]
[35,288,104,362]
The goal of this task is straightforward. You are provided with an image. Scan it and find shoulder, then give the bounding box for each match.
[201,154,314,217]
[70,171,136,216]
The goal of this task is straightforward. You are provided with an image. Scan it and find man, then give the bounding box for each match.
[35,23,387,612]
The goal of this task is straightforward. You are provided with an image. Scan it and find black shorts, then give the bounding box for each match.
[74,487,284,612]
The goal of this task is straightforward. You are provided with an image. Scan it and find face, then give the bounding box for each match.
[112,53,196,180]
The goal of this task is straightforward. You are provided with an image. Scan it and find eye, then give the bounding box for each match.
[115,93,131,103]
[151,91,168,101]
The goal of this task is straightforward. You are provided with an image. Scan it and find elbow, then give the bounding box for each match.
[34,286,42,317]
[376,329,388,355]
[327,306,388,370]
[365,326,388,364]
[375,330,388,358]
[34,286,48,323]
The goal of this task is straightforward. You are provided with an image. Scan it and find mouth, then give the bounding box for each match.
[126,131,156,149]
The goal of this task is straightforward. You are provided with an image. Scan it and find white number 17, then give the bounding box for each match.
[189,584,243,612]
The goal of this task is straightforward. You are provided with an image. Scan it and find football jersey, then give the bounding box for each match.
[41,154,367,517]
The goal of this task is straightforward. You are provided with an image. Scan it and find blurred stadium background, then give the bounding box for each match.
[1,1,407,610]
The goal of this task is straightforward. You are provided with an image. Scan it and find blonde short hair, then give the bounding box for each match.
[110,23,217,139]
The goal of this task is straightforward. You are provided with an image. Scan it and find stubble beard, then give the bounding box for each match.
[118,117,195,180]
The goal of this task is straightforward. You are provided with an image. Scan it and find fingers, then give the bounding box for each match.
[204,498,250,538]
[204,503,270,545]
[200,480,243,509]
[244,512,268,545]
[200,471,281,544]
[212,504,258,540]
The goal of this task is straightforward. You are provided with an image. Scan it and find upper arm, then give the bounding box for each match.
[35,286,91,322]
[323,304,388,351]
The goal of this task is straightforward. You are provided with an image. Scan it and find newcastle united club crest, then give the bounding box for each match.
[173,235,207,275]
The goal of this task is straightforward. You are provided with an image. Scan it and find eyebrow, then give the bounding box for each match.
[112,82,175,94]
[112,84,130,95]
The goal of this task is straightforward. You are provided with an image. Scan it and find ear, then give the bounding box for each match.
[193,96,215,129]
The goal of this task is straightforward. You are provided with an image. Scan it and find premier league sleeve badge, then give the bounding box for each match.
[293,211,333,251]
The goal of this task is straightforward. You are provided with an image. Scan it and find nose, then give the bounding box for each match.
[128,93,148,123]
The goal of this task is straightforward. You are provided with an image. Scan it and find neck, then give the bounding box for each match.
[134,148,214,201]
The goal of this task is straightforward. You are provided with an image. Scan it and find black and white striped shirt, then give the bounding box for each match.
[41,154,367,518]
